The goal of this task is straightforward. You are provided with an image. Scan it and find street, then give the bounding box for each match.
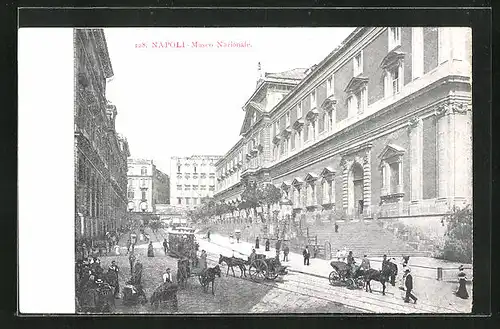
[99,228,360,314]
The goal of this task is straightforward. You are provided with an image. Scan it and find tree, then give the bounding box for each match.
[439,205,473,263]
[240,182,260,219]
[259,183,282,222]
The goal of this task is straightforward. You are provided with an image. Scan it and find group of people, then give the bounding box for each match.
[77,256,121,299]
[254,237,290,262]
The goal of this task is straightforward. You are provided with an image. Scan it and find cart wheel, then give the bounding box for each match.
[265,266,279,280]
[249,259,267,282]
[329,270,340,285]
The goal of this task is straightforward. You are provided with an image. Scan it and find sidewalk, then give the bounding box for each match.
[199,233,472,313]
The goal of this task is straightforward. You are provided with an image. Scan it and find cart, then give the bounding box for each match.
[248,254,288,282]
[329,261,365,289]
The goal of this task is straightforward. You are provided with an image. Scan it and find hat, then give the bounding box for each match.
[166,268,171,271]
[404,267,411,272]
[459,265,464,271]
[95,279,103,284]
[383,254,387,258]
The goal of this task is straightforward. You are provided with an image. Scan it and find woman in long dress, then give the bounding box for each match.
[455,265,469,299]
[147,241,154,257]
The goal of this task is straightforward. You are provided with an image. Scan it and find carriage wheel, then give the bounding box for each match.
[265,265,279,280]
[249,259,267,282]
[329,270,340,285]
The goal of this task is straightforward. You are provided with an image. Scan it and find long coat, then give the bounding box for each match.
[199,253,207,270]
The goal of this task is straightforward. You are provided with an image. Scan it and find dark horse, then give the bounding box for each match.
[218,254,247,278]
[363,262,398,296]
[200,265,221,295]
[150,282,179,312]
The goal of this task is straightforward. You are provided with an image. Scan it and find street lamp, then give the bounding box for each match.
[140,202,148,212]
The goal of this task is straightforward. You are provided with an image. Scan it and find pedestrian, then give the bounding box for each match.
[133,259,143,285]
[275,239,281,252]
[147,241,154,257]
[283,244,289,262]
[265,239,270,251]
[335,249,341,260]
[108,260,120,298]
[335,223,339,233]
[360,255,371,271]
[249,248,257,263]
[162,238,168,255]
[128,252,136,275]
[163,268,172,283]
[255,236,260,249]
[403,268,418,304]
[302,245,310,266]
[347,251,355,276]
[207,230,211,242]
[455,265,469,299]
[199,250,207,270]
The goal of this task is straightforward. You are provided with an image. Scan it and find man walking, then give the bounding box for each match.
[275,239,281,253]
[128,252,136,275]
[163,268,172,283]
[108,260,120,298]
[163,238,168,255]
[403,268,418,304]
[255,236,260,249]
[283,244,289,262]
[265,239,270,251]
[302,245,310,266]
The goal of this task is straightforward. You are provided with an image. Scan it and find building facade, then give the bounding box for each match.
[214,27,472,225]
[127,158,170,213]
[170,155,223,209]
[74,28,131,240]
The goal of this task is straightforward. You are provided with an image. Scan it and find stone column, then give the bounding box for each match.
[436,100,472,209]
[408,117,423,202]
[362,153,372,216]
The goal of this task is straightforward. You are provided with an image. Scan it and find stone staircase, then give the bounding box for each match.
[302,219,431,258]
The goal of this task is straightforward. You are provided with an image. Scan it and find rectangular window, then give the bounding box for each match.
[127,190,134,199]
[177,185,182,190]
[391,67,400,95]
[178,198,182,204]
[353,52,363,76]
[185,185,191,191]
[390,162,400,194]
[177,165,181,173]
[388,27,402,51]
[311,90,317,108]
[319,113,325,132]
[209,185,215,191]
[201,185,206,190]
[327,75,334,96]
[185,198,190,205]
[286,111,290,126]
[193,185,198,190]
[141,190,146,200]
[297,102,302,118]
[347,95,357,117]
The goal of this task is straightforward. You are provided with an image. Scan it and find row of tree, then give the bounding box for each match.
[187,182,283,224]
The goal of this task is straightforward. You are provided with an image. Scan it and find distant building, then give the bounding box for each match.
[170,155,223,209]
[127,158,170,213]
[74,28,130,240]
[215,27,472,226]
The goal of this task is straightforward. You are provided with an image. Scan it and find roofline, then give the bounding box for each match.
[268,27,366,117]
[215,138,245,166]
[242,78,303,112]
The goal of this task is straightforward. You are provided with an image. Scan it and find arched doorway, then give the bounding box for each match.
[348,162,364,217]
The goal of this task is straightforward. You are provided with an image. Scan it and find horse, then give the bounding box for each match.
[363,262,398,295]
[200,265,221,295]
[218,254,247,278]
[150,282,179,312]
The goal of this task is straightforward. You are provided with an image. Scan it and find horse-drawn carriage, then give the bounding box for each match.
[248,254,288,282]
[75,261,117,313]
[329,260,365,289]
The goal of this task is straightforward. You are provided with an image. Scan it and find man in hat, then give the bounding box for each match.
[346,251,355,277]
[403,267,418,304]
[249,248,257,263]
[108,260,120,298]
[360,255,371,271]
[163,268,172,283]
[303,245,310,266]
[163,238,168,255]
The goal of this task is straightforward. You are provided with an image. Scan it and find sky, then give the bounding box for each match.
[104,27,355,174]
